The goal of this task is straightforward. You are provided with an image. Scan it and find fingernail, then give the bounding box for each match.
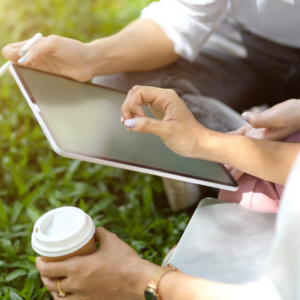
[121,116,124,124]
[18,56,27,64]
[18,49,26,57]
[241,112,248,122]
[124,119,135,129]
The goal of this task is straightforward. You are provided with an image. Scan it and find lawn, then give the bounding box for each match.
[0,1,190,299]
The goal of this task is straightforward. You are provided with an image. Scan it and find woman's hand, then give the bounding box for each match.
[36,227,159,300]
[36,227,240,300]
[120,87,299,184]
[226,99,300,180]
[121,86,211,158]
[2,19,178,81]
[2,35,94,82]
[237,99,300,141]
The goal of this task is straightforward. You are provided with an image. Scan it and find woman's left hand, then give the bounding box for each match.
[233,99,300,141]
[226,99,300,180]
[36,227,159,300]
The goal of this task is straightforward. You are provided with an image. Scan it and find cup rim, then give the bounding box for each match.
[31,207,95,257]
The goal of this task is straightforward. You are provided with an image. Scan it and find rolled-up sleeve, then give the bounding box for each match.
[141,0,228,61]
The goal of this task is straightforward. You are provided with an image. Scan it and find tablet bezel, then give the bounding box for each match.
[11,64,239,191]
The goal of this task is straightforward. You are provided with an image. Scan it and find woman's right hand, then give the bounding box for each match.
[2,35,94,82]
[121,86,211,159]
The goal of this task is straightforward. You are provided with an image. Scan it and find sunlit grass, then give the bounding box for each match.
[0,1,190,299]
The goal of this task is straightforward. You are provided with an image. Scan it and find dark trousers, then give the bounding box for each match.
[93,17,300,133]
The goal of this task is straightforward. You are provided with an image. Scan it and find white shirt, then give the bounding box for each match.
[233,152,300,300]
[141,3,300,298]
[141,0,300,61]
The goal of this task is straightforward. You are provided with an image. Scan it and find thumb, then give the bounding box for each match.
[94,227,111,244]
[124,117,165,137]
[242,111,274,129]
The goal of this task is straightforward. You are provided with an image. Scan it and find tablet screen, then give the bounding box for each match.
[14,66,238,188]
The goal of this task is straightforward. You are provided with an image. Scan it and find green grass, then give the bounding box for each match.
[0,1,190,299]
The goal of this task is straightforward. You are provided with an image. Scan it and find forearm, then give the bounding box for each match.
[86,18,179,77]
[199,131,300,185]
[159,271,240,300]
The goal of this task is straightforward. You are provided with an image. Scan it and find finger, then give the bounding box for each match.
[41,276,73,293]
[262,127,286,141]
[121,88,146,120]
[235,125,248,136]
[121,86,174,121]
[16,35,59,66]
[127,87,147,117]
[225,165,234,172]
[2,41,28,61]
[123,117,166,137]
[121,90,136,120]
[36,257,70,278]
[42,276,79,296]
[242,111,282,129]
[52,292,75,300]
[130,85,162,106]
[231,168,244,181]
[94,227,112,244]
[226,124,247,136]
[42,276,58,292]
[51,292,60,300]
[226,130,237,135]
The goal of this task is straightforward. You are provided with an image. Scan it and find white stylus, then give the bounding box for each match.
[0,33,43,78]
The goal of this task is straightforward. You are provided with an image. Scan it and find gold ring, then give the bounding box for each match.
[58,280,66,297]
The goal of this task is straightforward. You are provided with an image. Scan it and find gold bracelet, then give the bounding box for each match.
[144,264,179,300]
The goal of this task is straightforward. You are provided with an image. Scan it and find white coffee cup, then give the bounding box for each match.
[32,206,97,262]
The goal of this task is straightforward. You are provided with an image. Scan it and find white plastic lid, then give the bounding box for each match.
[31,207,95,257]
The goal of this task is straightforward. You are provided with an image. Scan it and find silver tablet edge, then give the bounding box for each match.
[11,65,239,192]
[54,148,239,191]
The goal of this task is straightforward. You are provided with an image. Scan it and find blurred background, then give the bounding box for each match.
[0,1,191,299]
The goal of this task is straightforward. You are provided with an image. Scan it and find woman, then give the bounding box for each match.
[120,86,300,186]
[2,1,300,296]
[3,36,300,300]
[35,87,300,299]
[4,0,300,209]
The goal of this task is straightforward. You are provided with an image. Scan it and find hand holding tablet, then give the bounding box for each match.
[2,35,93,82]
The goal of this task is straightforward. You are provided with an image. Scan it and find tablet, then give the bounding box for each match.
[11,64,238,191]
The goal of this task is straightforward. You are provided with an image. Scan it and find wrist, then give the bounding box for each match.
[159,271,202,300]
[159,271,241,300]
[128,259,160,300]
[158,270,180,300]
[192,125,224,161]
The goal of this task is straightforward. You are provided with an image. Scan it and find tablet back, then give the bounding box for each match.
[12,65,238,190]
